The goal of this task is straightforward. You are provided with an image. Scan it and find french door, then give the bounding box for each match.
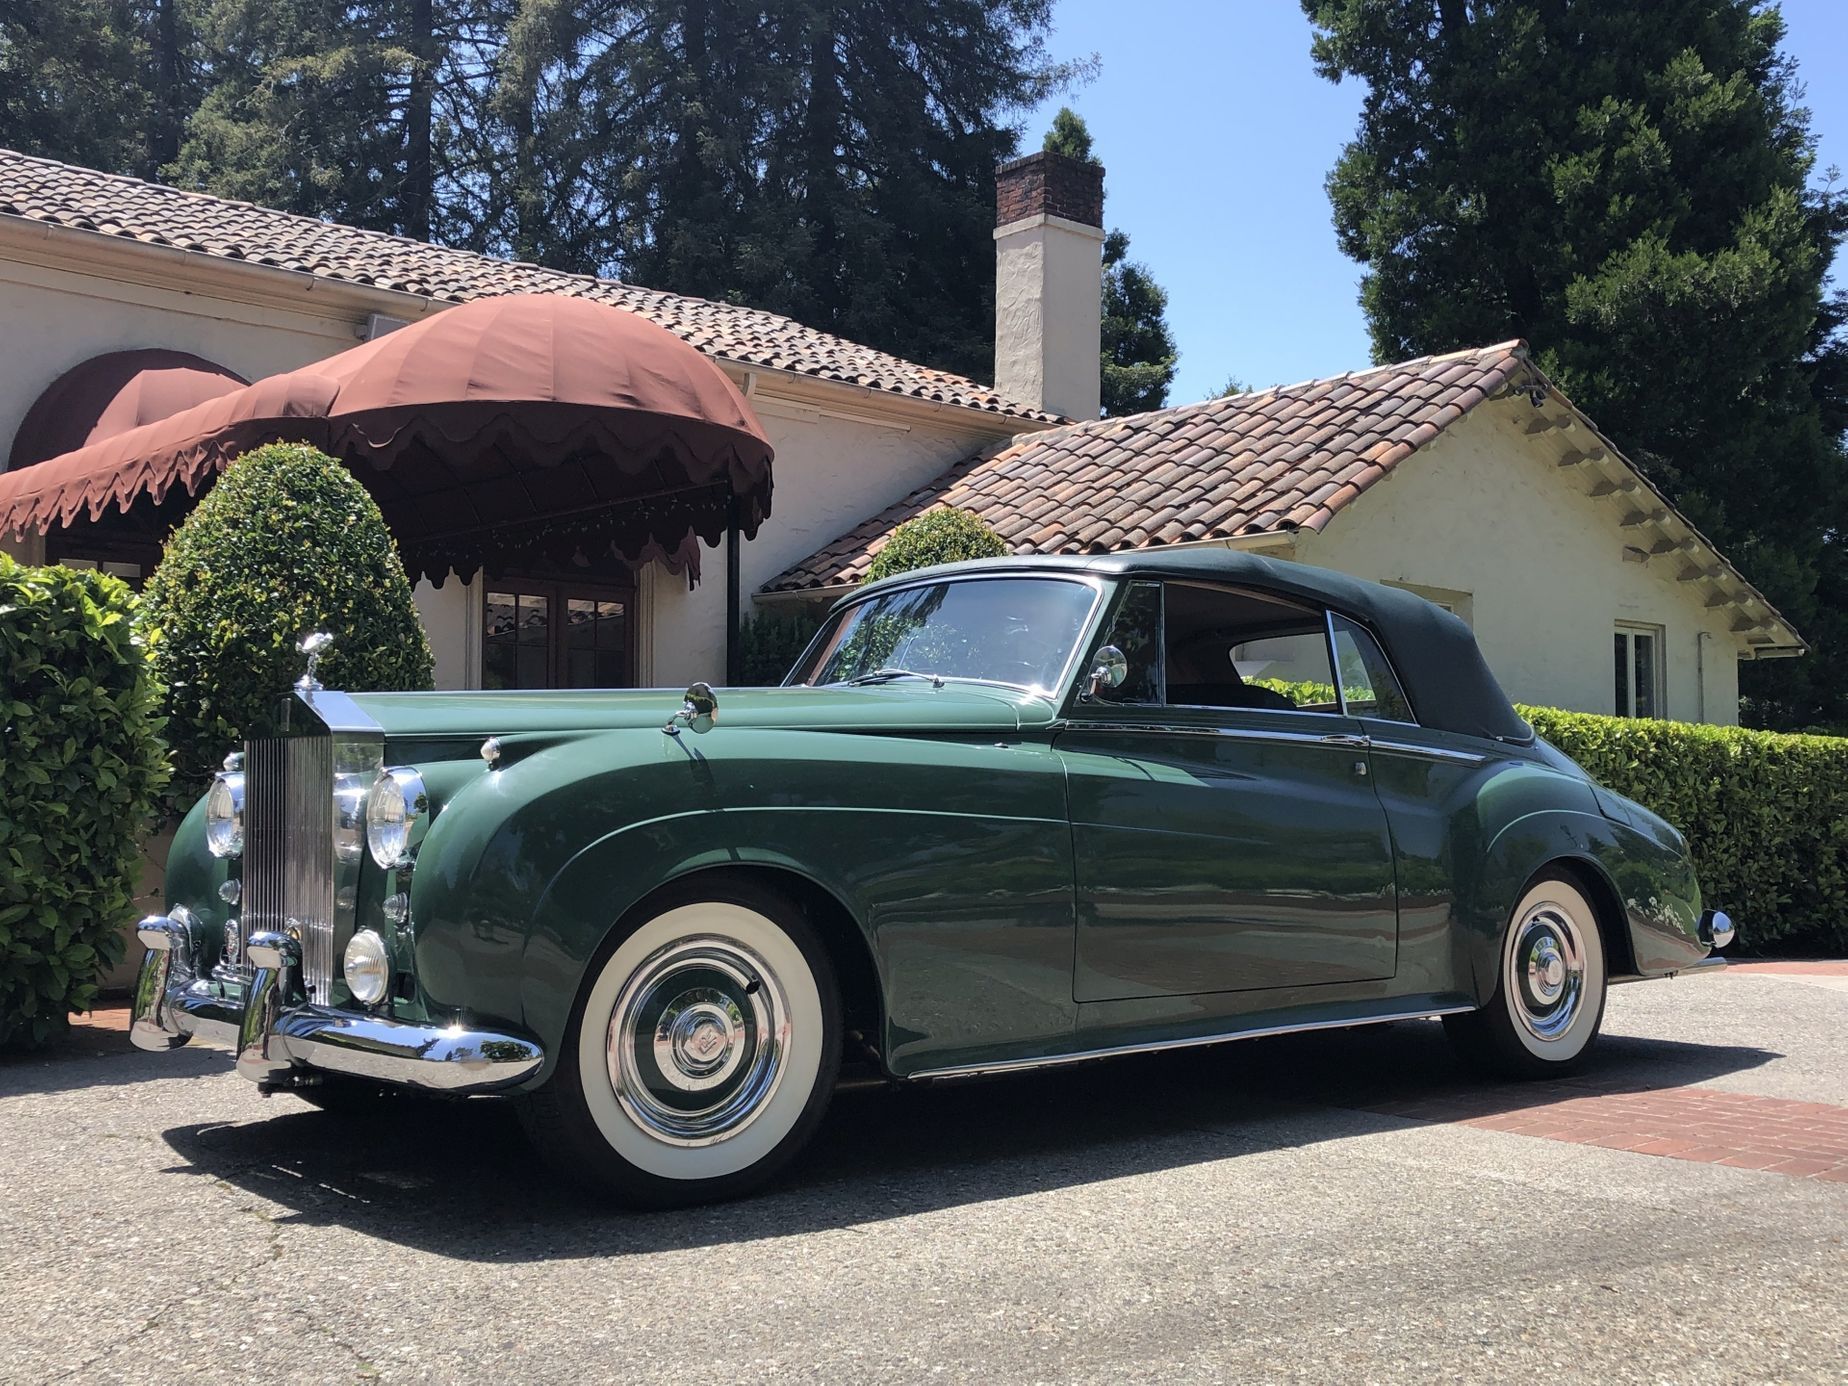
[482,578,636,690]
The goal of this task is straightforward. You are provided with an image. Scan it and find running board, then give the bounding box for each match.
[909,1003,1479,1083]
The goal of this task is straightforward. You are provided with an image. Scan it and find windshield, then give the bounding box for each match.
[789,576,1098,692]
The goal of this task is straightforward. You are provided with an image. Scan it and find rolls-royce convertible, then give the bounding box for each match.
[131,551,1733,1205]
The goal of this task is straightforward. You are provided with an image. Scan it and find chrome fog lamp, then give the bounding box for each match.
[205,772,246,858]
[365,767,428,869]
[342,929,391,1005]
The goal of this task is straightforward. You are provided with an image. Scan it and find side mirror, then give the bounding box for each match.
[665,681,719,736]
[1085,645,1128,700]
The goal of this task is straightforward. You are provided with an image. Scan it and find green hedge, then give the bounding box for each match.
[1521,705,1848,955]
[0,555,169,1049]
[142,443,434,807]
[737,609,823,686]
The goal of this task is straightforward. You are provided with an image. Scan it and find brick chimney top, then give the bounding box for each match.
[995,151,1104,230]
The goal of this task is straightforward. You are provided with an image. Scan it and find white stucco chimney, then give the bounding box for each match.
[993,151,1105,421]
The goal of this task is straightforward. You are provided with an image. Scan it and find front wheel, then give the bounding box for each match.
[1444,873,1608,1079]
[519,881,841,1207]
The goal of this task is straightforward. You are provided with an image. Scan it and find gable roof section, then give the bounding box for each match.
[761,340,1802,655]
[765,342,1528,591]
[0,149,1055,425]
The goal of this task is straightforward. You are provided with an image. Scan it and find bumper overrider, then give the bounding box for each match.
[130,910,544,1094]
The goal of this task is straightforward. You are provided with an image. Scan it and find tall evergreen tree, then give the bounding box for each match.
[1101,227,1178,415]
[0,0,197,179]
[1306,0,1848,729]
[1040,109,1178,416]
[173,0,498,237]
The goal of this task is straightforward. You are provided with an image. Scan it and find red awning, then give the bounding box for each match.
[0,295,775,583]
[7,349,249,470]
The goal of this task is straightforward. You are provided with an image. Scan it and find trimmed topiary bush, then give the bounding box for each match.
[0,554,169,1049]
[142,443,434,805]
[863,507,1007,583]
[1521,705,1848,955]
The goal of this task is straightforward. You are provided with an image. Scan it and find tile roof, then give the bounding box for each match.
[764,342,1531,592]
[0,149,1055,424]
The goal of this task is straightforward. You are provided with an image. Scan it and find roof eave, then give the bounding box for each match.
[0,210,1056,439]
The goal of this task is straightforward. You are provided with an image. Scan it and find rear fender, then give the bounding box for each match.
[1473,810,1704,1002]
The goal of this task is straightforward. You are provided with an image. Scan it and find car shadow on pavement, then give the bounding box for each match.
[155,1018,1778,1259]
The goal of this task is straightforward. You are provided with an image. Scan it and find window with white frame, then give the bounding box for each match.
[1613,624,1665,718]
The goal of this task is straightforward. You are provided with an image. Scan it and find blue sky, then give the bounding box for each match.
[1019,0,1848,405]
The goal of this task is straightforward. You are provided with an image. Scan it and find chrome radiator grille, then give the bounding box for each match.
[243,734,336,1004]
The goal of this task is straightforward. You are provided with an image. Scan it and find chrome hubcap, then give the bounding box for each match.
[1509,905,1586,1042]
[608,937,789,1147]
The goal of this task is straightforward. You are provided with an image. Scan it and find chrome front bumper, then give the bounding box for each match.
[129,910,544,1094]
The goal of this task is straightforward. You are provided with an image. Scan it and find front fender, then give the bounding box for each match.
[408,726,1079,1083]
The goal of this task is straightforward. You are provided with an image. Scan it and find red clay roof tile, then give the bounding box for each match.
[0,149,1055,425]
[763,342,1532,592]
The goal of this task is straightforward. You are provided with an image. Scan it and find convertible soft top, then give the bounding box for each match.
[850,550,1534,745]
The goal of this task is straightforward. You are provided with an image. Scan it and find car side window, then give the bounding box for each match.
[1162,583,1340,714]
[1330,616,1415,723]
[1093,581,1164,704]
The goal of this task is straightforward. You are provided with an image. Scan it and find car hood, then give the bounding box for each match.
[345,681,1060,740]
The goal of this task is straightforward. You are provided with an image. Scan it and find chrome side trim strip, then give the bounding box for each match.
[1056,720,1370,751]
[1364,738,1490,767]
[909,1003,1479,1082]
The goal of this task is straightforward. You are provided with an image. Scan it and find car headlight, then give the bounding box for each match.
[365,767,428,869]
[342,929,391,1004]
[205,772,245,858]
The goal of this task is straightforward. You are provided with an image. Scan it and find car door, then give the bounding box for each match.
[1055,580,1399,1002]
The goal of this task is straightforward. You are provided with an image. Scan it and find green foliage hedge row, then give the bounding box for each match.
[1521,706,1848,955]
[737,610,823,686]
[0,555,169,1049]
[143,444,434,806]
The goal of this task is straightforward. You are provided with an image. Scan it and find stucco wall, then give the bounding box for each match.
[647,398,1007,685]
[0,252,1023,694]
[993,214,1103,422]
[0,256,478,672]
[1294,399,1750,724]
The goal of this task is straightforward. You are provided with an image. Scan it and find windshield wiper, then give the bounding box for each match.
[841,667,944,687]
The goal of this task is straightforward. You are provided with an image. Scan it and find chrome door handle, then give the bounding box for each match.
[1317,733,1371,749]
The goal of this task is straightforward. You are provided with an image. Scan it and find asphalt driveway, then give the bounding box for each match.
[3,964,1844,1384]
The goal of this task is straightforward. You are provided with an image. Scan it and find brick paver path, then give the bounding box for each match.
[1365,1084,1848,1183]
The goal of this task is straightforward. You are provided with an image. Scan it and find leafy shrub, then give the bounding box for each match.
[0,555,169,1049]
[1522,705,1848,955]
[863,507,1007,583]
[142,443,434,804]
[737,609,823,685]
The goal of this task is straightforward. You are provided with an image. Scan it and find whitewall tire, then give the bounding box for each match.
[521,879,841,1206]
[1444,873,1608,1078]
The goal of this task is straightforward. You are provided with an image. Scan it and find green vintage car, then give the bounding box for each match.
[131,551,1733,1204]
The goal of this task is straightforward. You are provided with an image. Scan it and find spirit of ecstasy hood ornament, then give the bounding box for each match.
[295,631,334,692]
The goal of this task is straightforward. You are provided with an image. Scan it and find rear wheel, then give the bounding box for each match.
[520,879,841,1207]
[1444,873,1608,1079]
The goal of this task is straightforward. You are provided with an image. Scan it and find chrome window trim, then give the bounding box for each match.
[1326,609,1348,717]
[1327,611,1421,727]
[1364,737,1490,767]
[911,1002,1479,1081]
[790,572,1108,700]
